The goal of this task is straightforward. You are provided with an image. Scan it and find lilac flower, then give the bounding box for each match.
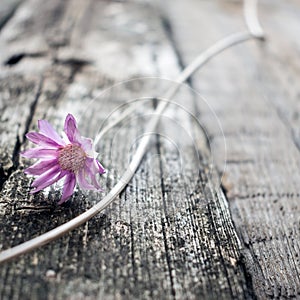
[21,114,105,204]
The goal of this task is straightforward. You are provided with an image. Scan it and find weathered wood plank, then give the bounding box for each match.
[163,0,300,298]
[0,75,41,190]
[0,0,22,31]
[0,0,256,299]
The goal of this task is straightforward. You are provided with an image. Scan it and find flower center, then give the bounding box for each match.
[58,144,86,172]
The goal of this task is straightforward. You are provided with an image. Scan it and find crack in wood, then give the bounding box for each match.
[4,52,47,66]
[0,78,43,192]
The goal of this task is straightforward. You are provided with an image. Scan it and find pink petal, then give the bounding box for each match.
[64,114,80,143]
[26,132,62,148]
[86,157,106,175]
[21,148,58,159]
[78,136,93,153]
[31,168,68,193]
[77,168,98,190]
[85,158,95,174]
[31,165,61,188]
[58,173,76,204]
[38,120,65,145]
[24,159,58,175]
[82,159,104,191]
[90,173,103,191]
[96,160,106,174]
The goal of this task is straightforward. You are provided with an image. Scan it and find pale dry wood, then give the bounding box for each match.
[163,0,300,298]
[0,0,22,30]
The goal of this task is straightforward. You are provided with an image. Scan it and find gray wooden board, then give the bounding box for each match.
[0,1,251,299]
[0,0,22,31]
[163,0,300,299]
[0,0,298,299]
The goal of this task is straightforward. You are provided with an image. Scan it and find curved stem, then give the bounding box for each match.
[0,0,266,264]
[244,0,265,39]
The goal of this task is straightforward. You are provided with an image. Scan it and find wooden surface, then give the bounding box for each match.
[0,0,299,299]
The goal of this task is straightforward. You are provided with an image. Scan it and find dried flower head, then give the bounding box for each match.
[21,114,105,204]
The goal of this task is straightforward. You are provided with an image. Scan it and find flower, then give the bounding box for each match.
[21,114,105,204]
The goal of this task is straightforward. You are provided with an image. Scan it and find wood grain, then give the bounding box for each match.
[0,0,21,31]
[0,0,255,299]
[163,0,300,298]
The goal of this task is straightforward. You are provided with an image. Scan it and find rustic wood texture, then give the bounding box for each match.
[163,0,300,299]
[0,0,21,31]
[0,0,298,299]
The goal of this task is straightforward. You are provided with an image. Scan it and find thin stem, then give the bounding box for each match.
[244,0,265,39]
[0,0,265,263]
